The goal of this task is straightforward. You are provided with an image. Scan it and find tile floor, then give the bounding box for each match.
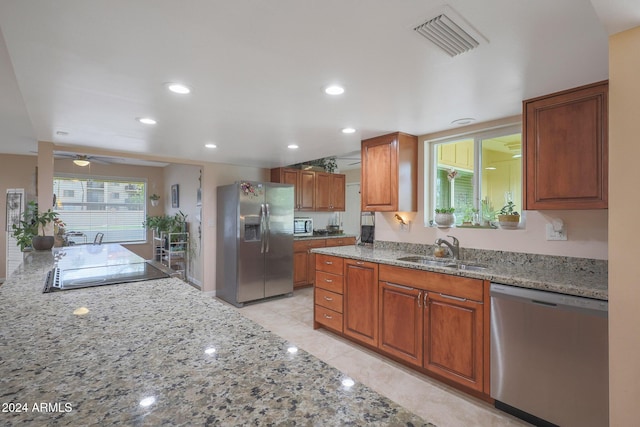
[230,287,528,427]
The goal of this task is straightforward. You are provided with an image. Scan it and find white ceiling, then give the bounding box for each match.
[0,1,636,170]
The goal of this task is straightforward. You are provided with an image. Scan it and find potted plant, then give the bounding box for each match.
[434,208,456,228]
[11,201,60,251]
[144,211,188,248]
[497,201,520,229]
[150,193,160,207]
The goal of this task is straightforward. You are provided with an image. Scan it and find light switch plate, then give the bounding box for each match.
[546,223,567,240]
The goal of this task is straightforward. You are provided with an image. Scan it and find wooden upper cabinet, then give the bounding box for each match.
[361,132,417,212]
[315,172,346,211]
[523,81,608,210]
[271,167,315,211]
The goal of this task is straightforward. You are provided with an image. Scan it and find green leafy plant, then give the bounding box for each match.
[11,201,60,251]
[499,201,519,216]
[149,193,160,201]
[435,207,455,214]
[144,211,188,235]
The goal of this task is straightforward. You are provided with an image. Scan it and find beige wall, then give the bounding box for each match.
[374,117,608,259]
[609,25,640,426]
[0,154,38,280]
[54,157,165,260]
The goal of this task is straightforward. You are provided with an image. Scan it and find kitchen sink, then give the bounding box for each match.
[396,256,488,271]
[396,256,452,267]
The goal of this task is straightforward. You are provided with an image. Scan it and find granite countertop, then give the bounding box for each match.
[0,251,432,426]
[312,245,608,301]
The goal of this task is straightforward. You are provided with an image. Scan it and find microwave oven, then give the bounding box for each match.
[293,217,313,236]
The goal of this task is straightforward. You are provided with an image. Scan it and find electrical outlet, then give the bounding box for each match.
[546,223,567,240]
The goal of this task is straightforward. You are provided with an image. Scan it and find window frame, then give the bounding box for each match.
[53,173,148,244]
[424,123,522,227]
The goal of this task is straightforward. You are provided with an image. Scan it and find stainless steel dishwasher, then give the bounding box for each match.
[490,283,608,427]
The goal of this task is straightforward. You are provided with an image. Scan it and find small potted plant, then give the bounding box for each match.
[434,207,456,228]
[497,201,520,229]
[150,193,160,207]
[12,201,60,251]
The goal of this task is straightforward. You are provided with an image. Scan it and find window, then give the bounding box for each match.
[53,175,147,243]
[428,125,522,226]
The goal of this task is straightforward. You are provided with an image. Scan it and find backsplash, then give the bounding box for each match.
[374,240,608,276]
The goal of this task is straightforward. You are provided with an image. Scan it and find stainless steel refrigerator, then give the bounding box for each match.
[216,181,294,307]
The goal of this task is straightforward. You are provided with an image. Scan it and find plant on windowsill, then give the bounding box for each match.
[434,207,456,228]
[497,201,520,229]
[11,201,60,251]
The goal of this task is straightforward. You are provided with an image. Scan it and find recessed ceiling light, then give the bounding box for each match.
[451,118,476,126]
[341,127,356,134]
[137,117,157,125]
[56,131,69,136]
[167,83,191,94]
[205,143,217,149]
[288,144,299,149]
[324,85,345,95]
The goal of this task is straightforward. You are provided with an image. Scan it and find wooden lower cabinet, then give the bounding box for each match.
[423,292,484,392]
[314,258,488,397]
[293,239,326,288]
[313,255,345,333]
[378,281,423,366]
[343,259,379,347]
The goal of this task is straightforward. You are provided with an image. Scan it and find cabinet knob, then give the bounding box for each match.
[325,261,333,265]
[323,314,333,319]
[325,279,333,283]
[324,296,333,301]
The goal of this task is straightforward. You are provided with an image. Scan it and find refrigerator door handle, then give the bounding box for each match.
[260,203,266,254]
[265,203,271,253]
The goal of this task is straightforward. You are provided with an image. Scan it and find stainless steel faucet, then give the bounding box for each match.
[434,235,460,260]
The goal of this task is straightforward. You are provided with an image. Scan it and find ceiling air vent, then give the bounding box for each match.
[413,7,485,57]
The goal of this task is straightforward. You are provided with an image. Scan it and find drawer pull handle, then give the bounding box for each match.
[324,314,333,319]
[439,293,467,302]
[325,279,333,283]
[325,261,333,265]
[324,296,333,301]
[356,261,364,265]
[417,291,422,308]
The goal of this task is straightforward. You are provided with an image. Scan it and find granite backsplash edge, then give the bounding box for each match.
[374,240,608,276]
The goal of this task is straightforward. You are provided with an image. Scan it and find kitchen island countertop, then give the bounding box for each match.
[0,250,432,426]
[312,245,607,300]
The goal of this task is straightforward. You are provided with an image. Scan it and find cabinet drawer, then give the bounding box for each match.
[325,237,356,247]
[379,264,483,302]
[315,271,344,294]
[315,288,343,313]
[315,254,343,275]
[294,239,326,252]
[314,305,343,333]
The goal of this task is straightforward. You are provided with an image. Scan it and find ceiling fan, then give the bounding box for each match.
[54,153,114,166]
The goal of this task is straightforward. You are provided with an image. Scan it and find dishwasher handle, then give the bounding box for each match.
[490,283,608,317]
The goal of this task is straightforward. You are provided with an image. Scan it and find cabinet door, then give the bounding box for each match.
[293,250,308,287]
[379,281,423,366]
[298,170,316,211]
[343,259,379,346]
[331,174,346,211]
[361,134,397,211]
[314,172,331,211]
[423,292,483,392]
[523,81,608,209]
